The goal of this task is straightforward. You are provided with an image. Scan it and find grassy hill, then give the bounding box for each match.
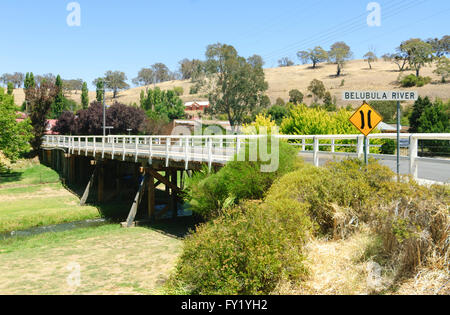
[12,59,449,109]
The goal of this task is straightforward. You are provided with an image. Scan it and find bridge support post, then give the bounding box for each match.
[170,169,178,218]
[80,166,97,206]
[147,170,155,220]
[97,161,104,203]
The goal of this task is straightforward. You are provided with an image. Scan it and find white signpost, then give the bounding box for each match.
[343,90,419,180]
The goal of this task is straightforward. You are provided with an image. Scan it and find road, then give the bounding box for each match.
[299,153,450,183]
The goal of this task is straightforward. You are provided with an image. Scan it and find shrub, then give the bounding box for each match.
[401,74,431,87]
[0,150,12,173]
[184,140,300,219]
[374,183,449,274]
[170,201,313,295]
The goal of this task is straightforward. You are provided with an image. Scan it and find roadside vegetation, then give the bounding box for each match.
[167,157,449,295]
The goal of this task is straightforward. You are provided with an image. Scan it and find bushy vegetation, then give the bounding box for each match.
[184,140,299,220]
[171,157,449,295]
[0,87,32,161]
[400,74,431,87]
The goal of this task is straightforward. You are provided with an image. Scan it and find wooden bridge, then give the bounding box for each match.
[41,133,450,227]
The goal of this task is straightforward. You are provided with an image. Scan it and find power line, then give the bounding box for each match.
[259,0,430,64]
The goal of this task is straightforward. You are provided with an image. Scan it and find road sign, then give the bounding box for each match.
[349,102,383,137]
[343,91,418,101]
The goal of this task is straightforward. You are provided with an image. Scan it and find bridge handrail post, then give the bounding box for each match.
[313,137,319,167]
[112,137,115,159]
[93,137,97,156]
[357,136,364,159]
[148,137,153,165]
[102,137,105,159]
[135,137,139,162]
[331,139,335,153]
[78,137,81,155]
[85,137,88,156]
[165,137,170,167]
[122,137,126,161]
[409,136,418,180]
[185,137,189,170]
[208,137,213,170]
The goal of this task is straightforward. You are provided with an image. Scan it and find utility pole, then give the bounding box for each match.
[103,85,106,137]
[397,101,401,182]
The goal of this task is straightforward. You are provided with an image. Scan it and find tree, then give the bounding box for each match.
[151,63,171,83]
[370,101,397,123]
[179,59,205,81]
[399,38,434,77]
[81,81,89,109]
[53,111,77,135]
[0,87,32,161]
[75,101,105,135]
[427,35,450,58]
[308,79,326,103]
[289,89,304,104]
[24,72,36,90]
[107,102,148,134]
[323,91,336,112]
[7,82,13,95]
[434,56,450,83]
[409,97,433,133]
[35,73,56,86]
[205,43,268,129]
[51,74,65,119]
[26,81,57,153]
[267,105,289,125]
[103,71,130,98]
[140,87,185,120]
[132,68,155,87]
[297,46,328,68]
[62,79,83,94]
[364,51,377,69]
[95,79,104,102]
[278,57,294,67]
[328,42,352,76]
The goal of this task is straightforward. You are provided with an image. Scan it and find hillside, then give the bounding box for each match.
[12,59,450,109]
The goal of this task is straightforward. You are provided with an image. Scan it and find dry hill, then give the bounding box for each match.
[12,59,449,109]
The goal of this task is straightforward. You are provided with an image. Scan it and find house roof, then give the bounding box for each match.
[185,101,210,107]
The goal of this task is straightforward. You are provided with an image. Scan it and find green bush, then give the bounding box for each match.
[401,74,432,87]
[170,201,313,295]
[184,140,300,219]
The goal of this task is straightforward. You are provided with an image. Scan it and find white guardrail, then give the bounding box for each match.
[42,134,450,179]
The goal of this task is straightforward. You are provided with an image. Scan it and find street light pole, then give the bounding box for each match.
[103,85,106,137]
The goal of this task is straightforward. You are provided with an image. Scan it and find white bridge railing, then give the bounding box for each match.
[42,133,450,179]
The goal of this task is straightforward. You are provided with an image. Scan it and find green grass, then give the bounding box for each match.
[0,224,182,294]
[0,162,100,233]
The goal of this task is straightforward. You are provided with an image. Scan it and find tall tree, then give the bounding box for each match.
[51,74,65,118]
[81,81,89,109]
[289,89,304,104]
[179,59,205,81]
[409,96,432,133]
[151,63,171,83]
[427,35,450,58]
[95,78,104,102]
[205,43,268,129]
[328,42,353,76]
[364,51,377,69]
[103,71,130,99]
[7,82,13,95]
[297,46,328,68]
[399,38,434,77]
[308,79,326,103]
[26,81,57,153]
[434,56,450,83]
[132,68,155,87]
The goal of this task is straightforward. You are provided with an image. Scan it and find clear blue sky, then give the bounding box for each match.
[0,0,449,89]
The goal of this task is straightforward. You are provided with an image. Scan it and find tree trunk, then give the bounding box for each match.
[336,64,341,77]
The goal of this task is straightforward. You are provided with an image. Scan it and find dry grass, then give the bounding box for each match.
[12,60,449,109]
[276,230,384,295]
[275,230,449,295]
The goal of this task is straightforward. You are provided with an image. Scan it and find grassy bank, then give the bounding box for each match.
[0,161,100,233]
[0,224,182,294]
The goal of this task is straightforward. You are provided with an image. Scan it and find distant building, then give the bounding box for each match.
[15,112,59,135]
[185,101,210,111]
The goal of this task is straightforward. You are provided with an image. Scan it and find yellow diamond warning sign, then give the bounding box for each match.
[349,102,383,137]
